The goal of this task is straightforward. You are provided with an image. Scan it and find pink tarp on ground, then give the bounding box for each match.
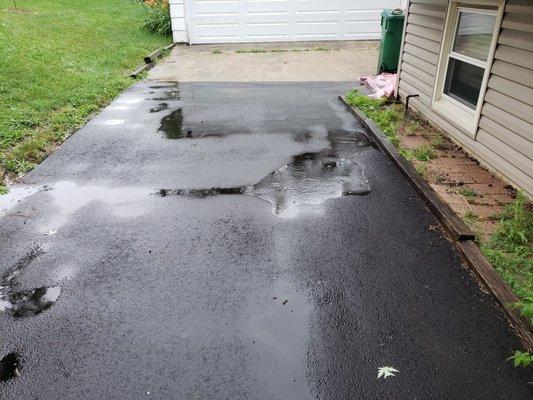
[359,73,398,99]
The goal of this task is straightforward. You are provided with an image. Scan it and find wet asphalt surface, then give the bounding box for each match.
[1,82,532,399]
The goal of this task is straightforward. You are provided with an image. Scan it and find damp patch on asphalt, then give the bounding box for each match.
[0,286,61,318]
[151,84,181,101]
[149,103,169,113]
[154,129,371,217]
[0,247,61,318]
[1,246,44,287]
[246,278,312,397]
[155,187,247,197]
[0,353,20,382]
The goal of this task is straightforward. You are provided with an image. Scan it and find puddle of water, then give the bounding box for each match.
[102,119,125,126]
[155,129,371,218]
[247,278,313,398]
[107,105,131,111]
[151,84,181,101]
[0,185,48,215]
[40,182,149,232]
[0,286,61,318]
[149,103,169,113]
[2,182,150,230]
[0,353,20,382]
[117,97,143,105]
[159,108,185,139]
[253,147,370,218]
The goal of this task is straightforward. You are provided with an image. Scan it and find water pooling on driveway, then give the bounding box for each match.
[0,82,531,399]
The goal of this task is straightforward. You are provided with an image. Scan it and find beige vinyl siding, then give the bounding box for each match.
[398,0,533,197]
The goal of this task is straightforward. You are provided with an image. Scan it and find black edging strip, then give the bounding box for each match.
[131,43,176,79]
[339,96,533,351]
[144,43,175,64]
[130,62,154,79]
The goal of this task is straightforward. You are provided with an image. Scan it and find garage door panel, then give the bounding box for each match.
[345,10,384,22]
[295,0,342,13]
[246,22,290,38]
[246,0,290,14]
[296,21,340,37]
[194,23,240,40]
[243,14,291,23]
[192,0,239,16]
[346,0,400,10]
[345,21,382,35]
[186,0,401,43]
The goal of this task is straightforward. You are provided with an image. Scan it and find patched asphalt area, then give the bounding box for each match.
[0,82,531,399]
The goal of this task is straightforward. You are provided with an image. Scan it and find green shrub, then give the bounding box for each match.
[141,0,172,36]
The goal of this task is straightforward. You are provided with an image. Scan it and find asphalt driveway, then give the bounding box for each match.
[0,48,532,399]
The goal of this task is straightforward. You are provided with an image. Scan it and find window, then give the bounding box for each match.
[432,2,504,135]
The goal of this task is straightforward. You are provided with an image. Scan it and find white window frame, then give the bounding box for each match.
[432,0,505,136]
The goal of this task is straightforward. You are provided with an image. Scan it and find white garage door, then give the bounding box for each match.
[186,0,403,44]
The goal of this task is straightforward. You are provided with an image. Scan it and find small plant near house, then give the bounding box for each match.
[513,299,533,325]
[488,212,503,221]
[212,49,222,54]
[399,148,413,161]
[429,134,446,150]
[508,351,533,368]
[458,187,477,201]
[404,120,420,135]
[400,145,436,162]
[141,0,172,36]
[0,185,7,195]
[463,211,480,224]
[414,163,427,178]
[236,48,267,53]
[412,145,436,162]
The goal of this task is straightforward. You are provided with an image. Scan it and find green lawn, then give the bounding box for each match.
[0,0,171,187]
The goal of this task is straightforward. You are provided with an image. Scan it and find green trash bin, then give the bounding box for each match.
[377,9,405,74]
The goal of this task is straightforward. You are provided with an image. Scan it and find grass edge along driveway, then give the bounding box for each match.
[0,0,171,192]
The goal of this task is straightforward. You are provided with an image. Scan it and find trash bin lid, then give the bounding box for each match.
[381,8,405,20]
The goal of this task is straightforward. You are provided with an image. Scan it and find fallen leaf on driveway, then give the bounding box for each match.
[377,366,399,379]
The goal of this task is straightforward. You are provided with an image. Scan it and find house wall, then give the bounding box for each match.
[398,0,533,197]
[169,0,187,43]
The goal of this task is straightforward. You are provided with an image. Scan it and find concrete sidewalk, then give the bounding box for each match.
[149,41,379,82]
